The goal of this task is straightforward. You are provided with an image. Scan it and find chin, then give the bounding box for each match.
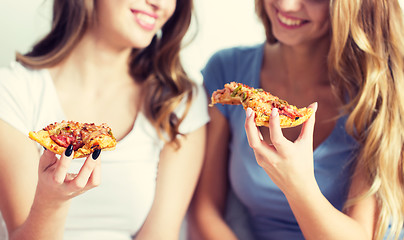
[276,36,300,45]
[273,35,297,46]
[130,36,155,49]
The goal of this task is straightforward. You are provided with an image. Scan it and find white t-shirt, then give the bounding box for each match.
[0,61,209,240]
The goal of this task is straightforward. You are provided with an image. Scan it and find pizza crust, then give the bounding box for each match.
[29,130,66,155]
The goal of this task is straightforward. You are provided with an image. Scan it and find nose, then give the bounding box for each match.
[277,0,303,12]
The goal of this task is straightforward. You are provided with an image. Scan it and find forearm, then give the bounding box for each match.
[9,197,71,240]
[189,110,235,239]
[195,213,238,240]
[188,200,238,240]
[286,184,371,240]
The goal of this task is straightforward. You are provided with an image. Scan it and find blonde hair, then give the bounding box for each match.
[329,0,404,239]
[17,0,195,146]
[256,0,404,238]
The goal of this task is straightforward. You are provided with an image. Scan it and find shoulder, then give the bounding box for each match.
[0,61,34,79]
[0,61,48,90]
[202,43,264,94]
[0,62,51,133]
[204,43,265,71]
[0,61,50,112]
[176,83,210,134]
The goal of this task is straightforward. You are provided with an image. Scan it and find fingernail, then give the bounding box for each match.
[246,108,253,118]
[272,108,278,117]
[65,144,73,157]
[92,149,101,160]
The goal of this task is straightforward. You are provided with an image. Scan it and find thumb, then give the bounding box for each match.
[297,102,318,143]
[39,149,58,172]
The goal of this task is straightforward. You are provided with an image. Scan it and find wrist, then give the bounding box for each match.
[284,176,321,204]
[33,187,72,213]
[16,191,71,240]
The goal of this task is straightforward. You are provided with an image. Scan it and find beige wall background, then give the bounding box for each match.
[0,0,53,67]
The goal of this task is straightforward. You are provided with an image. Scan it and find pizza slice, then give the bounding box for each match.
[210,82,313,128]
[29,121,117,158]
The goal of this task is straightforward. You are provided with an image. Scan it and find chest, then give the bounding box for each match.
[55,81,141,141]
[65,113,164,236]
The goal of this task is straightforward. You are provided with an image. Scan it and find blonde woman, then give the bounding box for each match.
[0,0,208,239]
[190,0,404,239]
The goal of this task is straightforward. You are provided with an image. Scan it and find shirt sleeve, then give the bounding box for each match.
[0,63,34,134]
[176,83,210,135]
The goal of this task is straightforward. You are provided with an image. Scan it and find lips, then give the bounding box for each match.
[131,9,157,31]
[276,11,308,28]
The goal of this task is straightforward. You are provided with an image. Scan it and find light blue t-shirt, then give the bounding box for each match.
[203,43,359,240]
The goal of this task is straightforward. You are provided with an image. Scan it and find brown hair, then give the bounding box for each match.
[16,0,95,67]
[17,0,195,145]
[130,0,195,144]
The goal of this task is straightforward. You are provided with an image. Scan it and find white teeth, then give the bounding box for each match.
[277,13,303,26]
[136,13,156,25]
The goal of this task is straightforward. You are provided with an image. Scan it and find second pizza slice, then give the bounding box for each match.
[210,82,313,128]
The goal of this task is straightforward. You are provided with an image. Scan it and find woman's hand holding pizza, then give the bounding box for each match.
[34,146,101,208]
[244,102,318,199]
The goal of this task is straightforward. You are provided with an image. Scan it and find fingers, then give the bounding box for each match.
[38,146,102,201]
[297,102,318,143]
[39,149,58,172]
[245,104,315,154]
[69,149,101,190]
[245,108,264,150]
[53,144,74,184]
[88,152,102,187]
[268,108,289,153]
[245,108,282,170]
[245,107,287,153]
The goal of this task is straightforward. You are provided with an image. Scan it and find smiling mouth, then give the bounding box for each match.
[277,12,307,27]
[136,12,156,25]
